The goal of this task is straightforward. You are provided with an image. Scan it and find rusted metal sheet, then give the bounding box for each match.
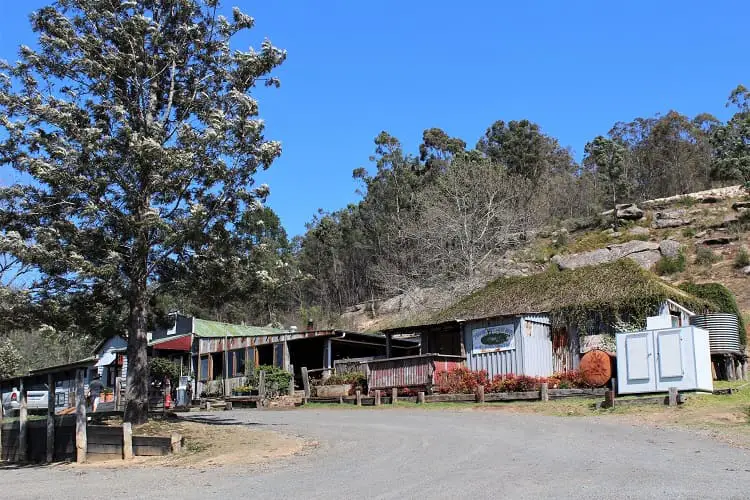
[198,331,337,354]
[366,355,465,390]
[552,328,580,373]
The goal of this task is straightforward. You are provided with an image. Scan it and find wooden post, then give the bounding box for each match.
[604,389,615,408]
[288,364,295,396]
[355,389,362,406]
[418,391,425,404]
[391,387,398,405]
[385,333,392,358]
[0,389,3,460]
[668,387,678,407]
[374,390,381,406]
[225,401,233,411]
[258,369,266,401]
[46,373,55,463]
[301,367,311,401]
[75,368,87,463]
[18,377,27,462]
[170,432,182,454]
[475,385,485,403]
[540,382,549,402]
[122,422,133,460]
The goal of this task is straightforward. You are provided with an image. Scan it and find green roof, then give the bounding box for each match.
[192,318,287,338]
[433,259,714,328]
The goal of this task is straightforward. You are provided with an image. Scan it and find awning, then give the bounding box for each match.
[151,334,192,352]
[95,351,116,367]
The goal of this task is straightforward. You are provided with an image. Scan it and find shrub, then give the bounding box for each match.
[695,247,720,266]
[246,365,292,398]
[148,357,181,383]
[655,251,686,275]
[435,367,593,394]
[324,372,367,393]
[734,247,750,268]
[682,227,697,238]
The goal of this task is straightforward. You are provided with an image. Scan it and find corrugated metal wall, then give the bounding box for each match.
[463,317,524,377]
[462,315,556,378]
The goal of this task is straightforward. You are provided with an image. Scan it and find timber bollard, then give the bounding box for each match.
[391,388,398,404]
[540,383,549,402]
[356,389,362,406]
[301,367,311,402]
[75,369,87,463]
[18,378,27,462]
[122,422,133,460]
[668,387,678,407]
[475,385,485,403]
[418,392,425,404]
[374,390,381,406]
[225,401,233,411]
[604,389,615,409]
[46,373,55,463]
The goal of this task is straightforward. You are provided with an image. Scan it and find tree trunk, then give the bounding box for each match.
[124,283,149,424]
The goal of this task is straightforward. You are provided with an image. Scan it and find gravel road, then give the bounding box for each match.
[2,408,749,499]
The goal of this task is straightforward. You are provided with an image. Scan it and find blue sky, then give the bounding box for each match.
[1,1,749,237]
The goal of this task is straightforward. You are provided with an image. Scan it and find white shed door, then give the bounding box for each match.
[657,330,684,379]
[625,333,652,381]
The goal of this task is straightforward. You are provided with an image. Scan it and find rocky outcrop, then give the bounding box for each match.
[552,249,612,270]
[659,239,682,258]
[652,209,693,229]
[628,226,650,238]
[731,201,750,211]
[641,185,744,208]
[601,203,644,221]
[553,238,687,271]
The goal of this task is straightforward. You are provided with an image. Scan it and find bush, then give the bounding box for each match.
[324,372,367,393]
[655,251,686,275]
[682,227,697,238]
[435,367,593,394]
[695,247,721,266]
[246,365,292,398]
[148,357,181,383]
[734,247,750,268]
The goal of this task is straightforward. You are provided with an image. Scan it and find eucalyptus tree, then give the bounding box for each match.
[712,85,750,184]
[0,0,285,423]
[584,136,628,230]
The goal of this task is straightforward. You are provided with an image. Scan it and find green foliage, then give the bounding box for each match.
[695,247,721,266]
[567,232,612,253]
[148,358,181,383]
[0,339,22,379]
[678,282,747,346]
[324,372,367,392]
[734,247,750,268]
[246,365,292,398]
[655,251,687,275]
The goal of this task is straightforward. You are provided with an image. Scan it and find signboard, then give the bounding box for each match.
[471,324,515,354]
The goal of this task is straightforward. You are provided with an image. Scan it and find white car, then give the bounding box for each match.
[1,383,69,412]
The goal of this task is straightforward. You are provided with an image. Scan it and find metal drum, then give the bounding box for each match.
[690,313,741,354]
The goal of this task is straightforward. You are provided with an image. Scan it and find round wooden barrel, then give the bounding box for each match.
[579,350,613,387]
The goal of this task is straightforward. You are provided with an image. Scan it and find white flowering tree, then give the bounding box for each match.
[0,0,285,423]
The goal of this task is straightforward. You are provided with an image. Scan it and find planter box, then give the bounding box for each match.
[315,384,352,397]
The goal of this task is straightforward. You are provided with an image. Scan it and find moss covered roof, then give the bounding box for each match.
[192,318,286,338]
[434,259,713,324]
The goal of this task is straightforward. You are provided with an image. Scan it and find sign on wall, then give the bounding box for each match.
[471,324,515,354]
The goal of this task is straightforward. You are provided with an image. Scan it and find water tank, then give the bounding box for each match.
[690,313,741,354]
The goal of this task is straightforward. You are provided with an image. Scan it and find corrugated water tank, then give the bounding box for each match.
[689,313,741,354]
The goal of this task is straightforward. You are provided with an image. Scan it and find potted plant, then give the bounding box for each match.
[102,387,114,402]
[232,385,252,396]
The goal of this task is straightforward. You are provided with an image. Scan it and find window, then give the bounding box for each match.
[233,349,246,377]
[199,356,209,381]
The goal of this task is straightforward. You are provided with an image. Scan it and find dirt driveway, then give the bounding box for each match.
[2,408,750,499]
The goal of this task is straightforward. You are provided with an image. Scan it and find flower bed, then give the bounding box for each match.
[435,366,592,394]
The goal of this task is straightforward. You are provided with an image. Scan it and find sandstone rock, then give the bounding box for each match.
[743,265,750,276]
[659,239,682,258]
[701,195,721,203]
[627,250,662,270]
[732,201,750,211]
[552,248,613,270]
[652,208,693,229]
[628,226,650,237]
[608,240,660,258]
[601,203,644,221]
